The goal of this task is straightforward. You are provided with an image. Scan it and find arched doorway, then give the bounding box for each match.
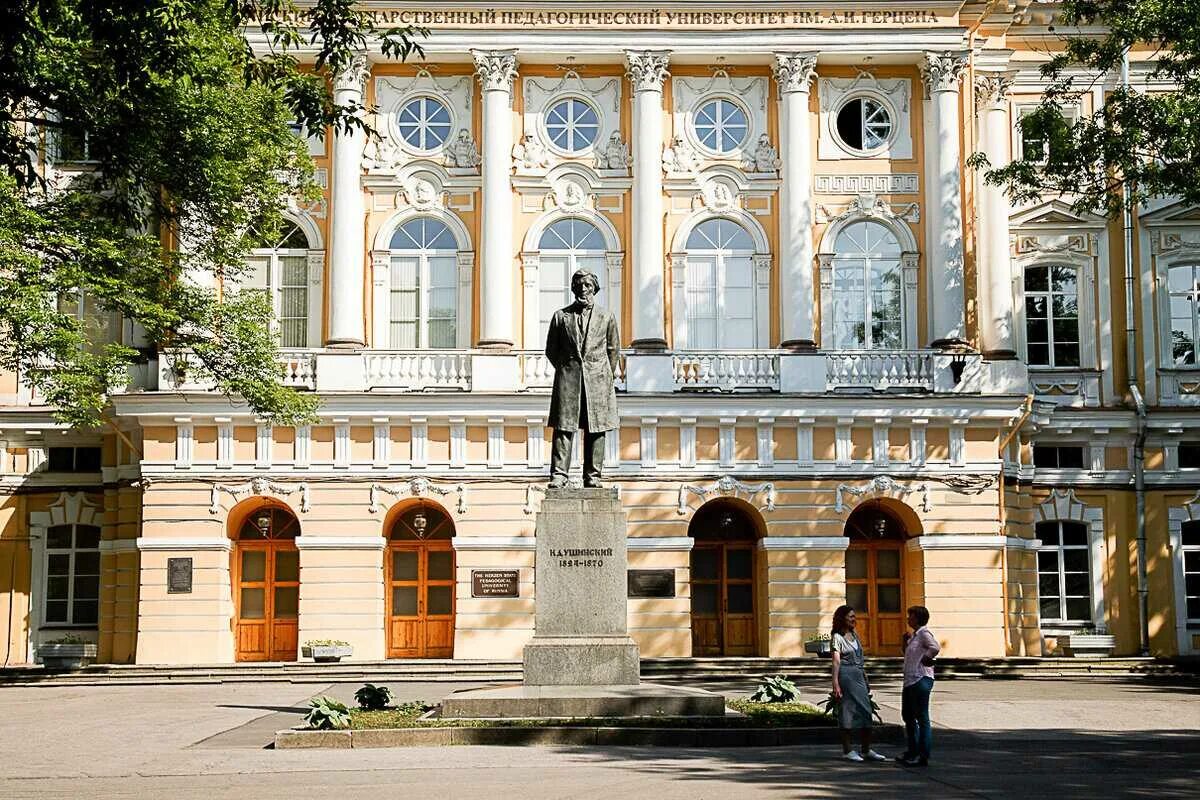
[386,500,455,658]
[688,500,762,656]
[844,500,912,655]
[232,504,300,662]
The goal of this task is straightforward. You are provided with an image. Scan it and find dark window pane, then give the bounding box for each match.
[1185,574,1200,597]
[273,586,298,618]
[47,526,73,549]
[1180,445,1200,469]
[392,586,418,616]
[1027,344,1050,366]
[846,550,868,579]
[846,583,869,611]
[1037,550,1059,572]
[1040,598,1062,619]
[876,550,901,579]
[1185,551,1200,572]
[1026,319,1049,343]
[1065,598,1092,621]
[1182,522,1200,547]
[692,584,719,615]
[1035,521,1060,544]
[71,600,98,625]
[73,553,100,577]
[1038,574,1059,597]
[836,100,864,149]
[392,550,418,581]
[47,553,70,576]
[691,549,719,581]
[75,525,100,550]
[47,448,74,472]
[1187,597,1200,620]
[877,585,902,613]
[75,447,101,472]
[1053,343,1081,367]
[1024,267,1049,292]
[427,585,453,616]
[1063,550,1090,573]
[73,575,99,601]
[241,550,266,582]
[727,583,754,614]
[1025,296,1048,318]
[427,551,453,581]
[1058,447,1085,469]
[1033,446,1057,468]
[240,587,265,619]
[1061,523,1089,547]
[274,550,299,583]
[725,548,753,580]
[44,600,68,623]
[1064,572,1090,596]
[46,576,69,601]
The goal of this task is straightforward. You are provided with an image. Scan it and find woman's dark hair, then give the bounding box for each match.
[908,605,930,627]
[831,604,855,637]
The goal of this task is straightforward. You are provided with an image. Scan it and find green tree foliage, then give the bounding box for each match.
[0,1,423,427]
[972,0,1200,218]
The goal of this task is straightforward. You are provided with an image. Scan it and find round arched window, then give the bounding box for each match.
[397,97,453,151]
[536,218,608,342]
[693,99,749,154]
[545,98,600,152]
[390,502,454,541]
[836,97,893,153]
[387,217,459,348]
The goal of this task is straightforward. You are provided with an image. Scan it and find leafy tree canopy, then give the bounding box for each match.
[0,1,423,427]
[974,0,1200,218]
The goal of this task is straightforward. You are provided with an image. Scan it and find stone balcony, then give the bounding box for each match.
[154,348,1027,397]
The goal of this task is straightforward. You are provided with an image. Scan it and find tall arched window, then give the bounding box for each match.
[829,220,903,350]
[1025,264,1080,367]
[537,219,608,342]
[1035,520,1092,623]
[683,218,756,349]
[388,218,458,348]
[246,220,317,348]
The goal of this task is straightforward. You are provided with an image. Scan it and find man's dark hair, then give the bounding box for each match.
[571,269,601,294]
[908,605,930,626]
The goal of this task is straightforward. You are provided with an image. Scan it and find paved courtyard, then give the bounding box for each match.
[0,675,1195,799]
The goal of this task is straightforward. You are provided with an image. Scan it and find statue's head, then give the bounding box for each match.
[570,269,600,307]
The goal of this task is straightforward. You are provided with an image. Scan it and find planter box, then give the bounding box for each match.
[1061,634,1116,658]
[38,643,97,671]
[302,645,353,663]
[805,640,832,658]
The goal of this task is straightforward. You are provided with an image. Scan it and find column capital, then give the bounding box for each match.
[333,53,370,94]
[772,52,819,94]
[974,70,1017,112]
[471,49,518,92]
[625,50,671,93]
[920,50,968,94]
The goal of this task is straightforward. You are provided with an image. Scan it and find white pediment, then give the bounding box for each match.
[1009,198,1107,229]
[1139,198,1200,226]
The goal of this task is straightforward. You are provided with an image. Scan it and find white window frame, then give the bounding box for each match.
[831,94,896,157]
[669,210,771,350]
[42,522,102,628]
[818,75,912,161]
[1014,254,1097,371]
[28,492,104,662]
[242,218,324,350]
[522,75,621,171]
[1034,489,1107,634]
[672,74,768,168]
[395,95,455,154]
[1021,262,1083,369]
[690,95,752,157]
[371,211,473,349]
[825,220,907,350]
[376,73,474,163]
[1012,103,1080,165]
[542,95,603,156]
[1167,493,1200,655]
[1035,519,1093,625]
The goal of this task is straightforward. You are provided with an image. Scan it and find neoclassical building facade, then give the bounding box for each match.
[2,2,1197,665]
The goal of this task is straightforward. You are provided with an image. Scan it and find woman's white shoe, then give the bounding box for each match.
[842,751,865,762]
[863,750,888,761]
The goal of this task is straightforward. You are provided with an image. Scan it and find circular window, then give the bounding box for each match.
[396,97,452,151]
[836,97,893,153]
[694,98,749,154]
[545,98,600,152]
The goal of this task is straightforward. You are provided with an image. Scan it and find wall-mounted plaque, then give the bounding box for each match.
[167,557,193,594]
[627,569,675,599]
[471,569,520,598]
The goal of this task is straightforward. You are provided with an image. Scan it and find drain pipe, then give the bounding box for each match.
[1122,51,1151,655]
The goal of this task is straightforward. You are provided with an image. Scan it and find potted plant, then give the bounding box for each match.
[804,632,832,657]
[1061,626,1116,658]
[302,639,353,663]
[38,634,97,671]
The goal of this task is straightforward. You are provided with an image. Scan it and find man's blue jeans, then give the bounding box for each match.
[901,677,934,761]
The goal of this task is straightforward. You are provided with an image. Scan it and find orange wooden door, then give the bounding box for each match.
[690,542,757,656]
[234,541,299,662]
[387,540,455,658]
[846,542,904,655]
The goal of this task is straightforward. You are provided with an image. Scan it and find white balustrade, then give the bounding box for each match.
[826,350,935,391]
[278,350,317,390]
[673,351,781,392]
[519,351,627,391]
[363,351,472,391]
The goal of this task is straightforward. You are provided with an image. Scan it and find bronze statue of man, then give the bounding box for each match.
[544,269,620,488]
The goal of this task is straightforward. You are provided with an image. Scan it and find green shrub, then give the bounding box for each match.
[805,632,831,643]
[748,674,801,703]
[354,683,394,711]
[303,639,350,648]
[45,634,87,645]
[303,696,351,730]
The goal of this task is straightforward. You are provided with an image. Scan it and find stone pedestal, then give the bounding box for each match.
[524,487,640,686]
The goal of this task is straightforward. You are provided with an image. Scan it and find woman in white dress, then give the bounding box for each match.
[831,604,887,762]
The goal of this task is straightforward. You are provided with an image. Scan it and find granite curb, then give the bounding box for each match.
[274,724,905,749]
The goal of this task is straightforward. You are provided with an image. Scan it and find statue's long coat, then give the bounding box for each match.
[545,303,620,433]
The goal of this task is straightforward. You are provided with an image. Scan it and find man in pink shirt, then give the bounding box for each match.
[897,605,940,767]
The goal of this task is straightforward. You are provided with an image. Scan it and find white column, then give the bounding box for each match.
[772,53,819,350]
[326,54,369,348]
[920,51,969,349]
[625,50,670,349]
[472,50,518,349]
[975,71,1018,358]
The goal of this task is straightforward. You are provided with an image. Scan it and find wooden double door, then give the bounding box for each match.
[234,541,300,662]
[846,541,905,655]
[690,541,757,656]
[387,540,455,658]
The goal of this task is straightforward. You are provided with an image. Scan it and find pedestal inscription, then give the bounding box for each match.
[523,487,640,686]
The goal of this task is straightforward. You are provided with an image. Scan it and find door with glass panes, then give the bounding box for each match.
[387,502,455,658]
[689,503,759,656]
[233,507,300,662]
[845,541,905,655]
